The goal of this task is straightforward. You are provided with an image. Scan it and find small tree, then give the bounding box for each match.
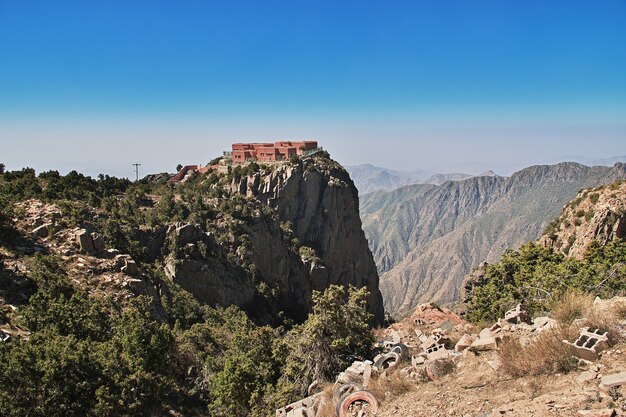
[276,285,374,398]
[176,164,183,172]
[0,163,5,174]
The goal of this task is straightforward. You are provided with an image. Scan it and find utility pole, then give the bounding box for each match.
[132,163,141,182]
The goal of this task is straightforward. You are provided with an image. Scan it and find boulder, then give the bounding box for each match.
[75,229,95,253]
[32,224,50,238]
[533,316,557,332]
[115,254,139,276]
[168,223,204,246]
[455,334,474,352]
[470,337,498,351]
[92,234,105,251]
[425,358,455,380]
[601,371,626,388]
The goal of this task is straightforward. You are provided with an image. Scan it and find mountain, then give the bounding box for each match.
[423,172,475,186]
[361,162,626,317]
[539,179,626,259]
[345,164,426,195]
[345,164,477,195]
[0,154,385,415]
[0,153,384,326]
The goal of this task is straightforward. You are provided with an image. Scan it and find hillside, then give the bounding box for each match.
[540,180,626,258]
[0,153,383,416]
[361,162,626,317]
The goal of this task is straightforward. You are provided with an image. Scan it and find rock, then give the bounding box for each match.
[455,334,475,352]
[92,234,105,251]
[470,337,498,351]
[412,355,426,366]
[115,254,139,276]
[124,278,146,294]
[121,260,139,276]
[533,316,557,332]
[32,224,49,238]
[504,304,530,324]
[479,328,492,339]
[601,371,626,388]
[237,159,385,324]
[577,370,598,384]
[75,229,95,253]
[168,223,204,246]
[577,410,616,417]
[440,321,455,332]
[460,262,489,306]
[426,358,455,380]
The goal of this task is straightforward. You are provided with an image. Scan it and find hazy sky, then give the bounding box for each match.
[1,1,625,178]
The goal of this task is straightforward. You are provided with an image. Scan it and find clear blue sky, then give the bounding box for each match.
[1,0,625,177]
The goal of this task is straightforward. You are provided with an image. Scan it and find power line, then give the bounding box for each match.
[132,163,141,182]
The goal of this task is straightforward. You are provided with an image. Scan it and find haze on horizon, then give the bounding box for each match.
[1,1,625,178]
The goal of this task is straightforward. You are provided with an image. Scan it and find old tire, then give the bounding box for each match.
[374,351,401,371]
[336,390,379,417]
[391,343,410,360]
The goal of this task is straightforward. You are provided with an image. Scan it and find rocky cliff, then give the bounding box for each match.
[361,162,626,317]
[226,155,384,324]
[540,179,626,258]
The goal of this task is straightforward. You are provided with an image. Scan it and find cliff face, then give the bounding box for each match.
[361,162,626,318]
[540,179,626,258]
[227,156,385,324]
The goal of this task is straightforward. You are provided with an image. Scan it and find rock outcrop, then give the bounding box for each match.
[227,155,385,324]
[540,180,626,258]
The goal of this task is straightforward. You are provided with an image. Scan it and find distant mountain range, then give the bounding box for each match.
[348,156,626,195]
[360,162,626,318]
[346,164,496,195]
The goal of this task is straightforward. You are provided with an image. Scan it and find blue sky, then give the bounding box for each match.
[1,0,625,177]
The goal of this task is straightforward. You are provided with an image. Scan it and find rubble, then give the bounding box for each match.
[577,410,616,417]
[600,371,626,388]
[504,304,531,324]
[275,393,322,417]
[454,334,475,352]
[470,337,499,352]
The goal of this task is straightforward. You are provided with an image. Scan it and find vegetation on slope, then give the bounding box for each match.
[466,240,626,323]
[0,253,373,417]
[0,165,374,416]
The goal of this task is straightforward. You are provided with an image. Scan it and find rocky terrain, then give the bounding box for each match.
[540,180,626,259]
[362,162,626,317]
[1,153,384,326]
[280,297,626,417]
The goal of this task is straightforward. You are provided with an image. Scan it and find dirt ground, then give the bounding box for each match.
[377,346,626,417]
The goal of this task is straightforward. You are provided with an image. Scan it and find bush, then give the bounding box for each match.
[275,285,374,399]
[467,241,626,323]
[550,290,593,325]
[499,325,579,377]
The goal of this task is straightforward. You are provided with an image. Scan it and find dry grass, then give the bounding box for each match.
[584,301,625,344]
[551,290,594,325]
[499,325,579,377]
[315,386,338,417]
[366,369,414,403]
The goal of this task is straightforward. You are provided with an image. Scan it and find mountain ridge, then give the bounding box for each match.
[362,162,626,317]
